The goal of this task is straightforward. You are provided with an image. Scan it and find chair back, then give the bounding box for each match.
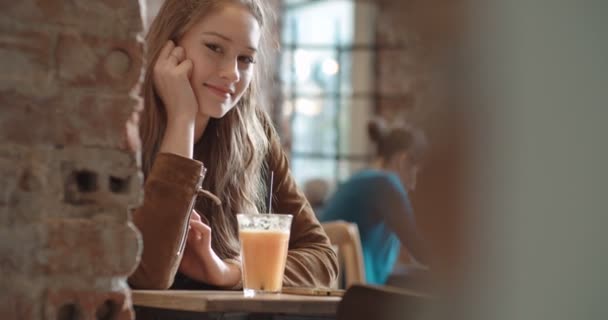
[321,220,366,289]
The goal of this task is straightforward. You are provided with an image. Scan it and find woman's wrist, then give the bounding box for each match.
[221,259,242,289]
[159,117,196,158]
[198,249,241,288]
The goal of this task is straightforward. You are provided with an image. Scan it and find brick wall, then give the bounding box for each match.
[376,0,469,286]
[0,1,144,319]
[376,0,466,127]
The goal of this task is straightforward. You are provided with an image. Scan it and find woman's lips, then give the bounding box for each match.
[204,83,233,99]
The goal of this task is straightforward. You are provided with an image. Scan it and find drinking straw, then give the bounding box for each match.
[267,171,274,214]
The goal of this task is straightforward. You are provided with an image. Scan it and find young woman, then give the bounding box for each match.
[320,120,429,285]
[128,0,338,290]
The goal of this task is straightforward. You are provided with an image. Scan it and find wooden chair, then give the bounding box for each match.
[337,284,430,320]
[321,220,366,289]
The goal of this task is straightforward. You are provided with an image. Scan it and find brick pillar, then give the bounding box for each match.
[376,0,465,126]
[0,1,144,319]
[375,0,469,288]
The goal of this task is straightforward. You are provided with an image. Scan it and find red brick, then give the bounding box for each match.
[0,225,44,275]
[0,0,144,317]
[0,91,142,148]
[55,31,144,93]
[44,219,141,277]
[58,149,143,211]
[0,23,57,97]
[45,288,134,320]
[0,290,41,320]
[377,49,420,96]
[59,93,143,148]
[0,1,143,39]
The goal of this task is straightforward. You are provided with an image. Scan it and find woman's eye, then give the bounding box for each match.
[205,43,222,53]
[238,56,256,65]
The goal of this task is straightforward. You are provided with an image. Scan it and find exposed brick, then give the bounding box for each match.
[56,147,142,210]
[0,1,143,39]
[58,94,143,148]
[0,91,142,148]
[1,1,143,318]
[0,224,45,276]
[0,21,58,97]
[377,49,420,96]
[45,287,134,320]
[44,219,141,277]
[0,289,42,320]
[56,31,144,93]
[377,96,416,120]
[0,147,55,226]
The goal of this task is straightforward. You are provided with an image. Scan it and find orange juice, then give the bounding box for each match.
[239,229,290,293]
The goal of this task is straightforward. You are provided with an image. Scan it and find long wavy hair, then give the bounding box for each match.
[140,0,274,259]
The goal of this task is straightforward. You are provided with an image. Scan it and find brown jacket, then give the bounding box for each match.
[128,129,339,290]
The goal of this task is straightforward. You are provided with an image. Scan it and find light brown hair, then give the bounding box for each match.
[368,121,428,164]
[140,0,274,259]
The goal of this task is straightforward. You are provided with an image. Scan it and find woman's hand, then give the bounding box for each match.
[178,210,242,288]
[153,40,198,122]
[155,40,198,158]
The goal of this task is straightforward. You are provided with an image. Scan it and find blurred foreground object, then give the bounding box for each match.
[337,284,429,320]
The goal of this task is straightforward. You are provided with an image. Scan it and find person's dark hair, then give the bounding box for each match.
[368,120,428,164]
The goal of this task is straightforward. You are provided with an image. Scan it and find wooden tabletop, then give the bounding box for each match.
[132,290,342,316]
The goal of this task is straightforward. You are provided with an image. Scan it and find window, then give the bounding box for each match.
[280,0,377,187]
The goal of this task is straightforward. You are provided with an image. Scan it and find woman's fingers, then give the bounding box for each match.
[187,211,208,242]
[171,46,185,61]
[188,227,201,242]
[176,59,193,79]
[158,40,175,60]
[190,209,202,222]
[188,220,212,247]
[190,220,211,234]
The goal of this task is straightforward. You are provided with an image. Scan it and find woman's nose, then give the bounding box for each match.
[219,58,240,83]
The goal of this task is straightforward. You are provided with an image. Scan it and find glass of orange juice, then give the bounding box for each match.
[236,213,292,297]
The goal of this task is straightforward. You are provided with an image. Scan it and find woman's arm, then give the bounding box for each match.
[128,153,205,289]
[266,130,339,288]
[128,41,206,289]
[177,210,242,288]
[375,174,429,265]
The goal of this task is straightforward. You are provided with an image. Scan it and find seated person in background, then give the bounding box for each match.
[304,178,333,213]
[320,119,429,285]
[128,0,338,290]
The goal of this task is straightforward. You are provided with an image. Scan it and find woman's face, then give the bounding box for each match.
[400,160,419,192]
[178,3,261,119]
[389,151,419,192]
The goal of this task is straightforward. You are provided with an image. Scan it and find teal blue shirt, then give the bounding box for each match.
[320,170,425,285]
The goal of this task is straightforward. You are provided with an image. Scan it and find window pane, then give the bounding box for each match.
[282,0,354,46]
[281,49,341,97]
[339,51,375,95]
[338,97,374,156]
[291,157,336,189]
[352,2,378,46]
[337,159,369,182]
[282,50,375,97]
[290,98,337,155]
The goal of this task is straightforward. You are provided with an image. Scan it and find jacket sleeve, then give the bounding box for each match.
[266,133,340,288]
[128,153,205,289]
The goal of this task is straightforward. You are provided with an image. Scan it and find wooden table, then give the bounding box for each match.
[132,290,342,319]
